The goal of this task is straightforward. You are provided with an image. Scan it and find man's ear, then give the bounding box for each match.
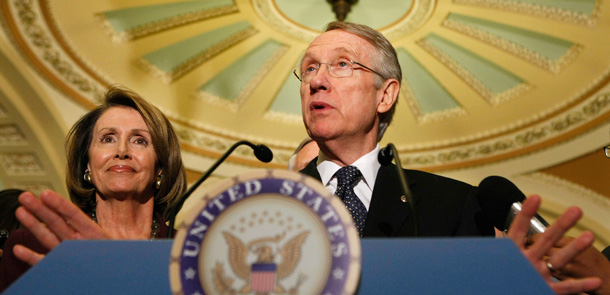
[377,78,400,114]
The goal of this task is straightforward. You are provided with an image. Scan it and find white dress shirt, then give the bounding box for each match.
[316,145,381,210]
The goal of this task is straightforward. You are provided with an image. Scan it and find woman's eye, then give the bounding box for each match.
[337,61,348,68]
[101,135,114,143]
[134,137,149,145]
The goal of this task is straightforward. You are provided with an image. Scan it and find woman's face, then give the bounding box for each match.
[87,106,157,199]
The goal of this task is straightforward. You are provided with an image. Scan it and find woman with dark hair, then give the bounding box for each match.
[0,86,187,291]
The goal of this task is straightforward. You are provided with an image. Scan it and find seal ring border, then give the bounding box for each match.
[169,169,362,295]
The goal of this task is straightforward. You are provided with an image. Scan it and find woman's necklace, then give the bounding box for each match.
[90,207,160,239]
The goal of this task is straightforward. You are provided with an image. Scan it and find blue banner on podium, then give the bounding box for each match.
[3,238,552,294]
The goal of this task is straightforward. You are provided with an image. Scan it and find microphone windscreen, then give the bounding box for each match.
[602,246,610,261]
[477,176,526,231]
[254,144,273,163]
[378,146,393,166]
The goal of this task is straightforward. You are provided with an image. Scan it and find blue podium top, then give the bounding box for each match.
[4,238,552,295]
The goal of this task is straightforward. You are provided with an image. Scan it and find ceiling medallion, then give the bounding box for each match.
[327,0,358,21]
[253,0,437,42]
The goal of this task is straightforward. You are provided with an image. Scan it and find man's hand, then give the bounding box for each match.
[14,190,109,266]
[506,195,602,294]
[530,234,610,295]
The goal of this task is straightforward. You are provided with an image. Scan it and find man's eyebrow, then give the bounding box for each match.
[331,47,352,55]
[301,46,354,62]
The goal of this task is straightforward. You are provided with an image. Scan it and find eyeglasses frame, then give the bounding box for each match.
[293,60,384,83]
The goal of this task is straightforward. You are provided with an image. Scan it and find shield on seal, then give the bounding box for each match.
[250,263,277,292]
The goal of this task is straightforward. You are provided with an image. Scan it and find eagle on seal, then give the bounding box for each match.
[222,231,310,293]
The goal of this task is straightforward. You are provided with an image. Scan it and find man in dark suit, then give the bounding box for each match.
[295,21,603,294]
[301,159,492,237]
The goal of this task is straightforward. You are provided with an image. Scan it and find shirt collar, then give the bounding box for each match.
[317,145,381,189]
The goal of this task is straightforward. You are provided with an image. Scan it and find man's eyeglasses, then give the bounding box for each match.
[604,145,610,158]
[293,60,384,84]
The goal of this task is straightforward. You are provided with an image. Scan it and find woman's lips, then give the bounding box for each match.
[108,165,135,172]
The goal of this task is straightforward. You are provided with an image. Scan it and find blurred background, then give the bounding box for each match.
[0,0,608,247]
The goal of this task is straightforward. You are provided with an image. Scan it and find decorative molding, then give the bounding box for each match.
[196,44,289,111]
[136,26,258,83]
[0,152,44,175]
[262,110,303,125]
[252,0,318,42]
[253,0,437,42]
[7,0,106,105]
[400,80,466,123]
[398,91,610,168]
[383,0,437,40]
[417,38,532,105]
[0,124,27,146]
[2,0,610,171]
[96,3,239,43]
[442,18,583,74]
[173,122,294,166]
[524,172,610,211]
[453,0,601,27]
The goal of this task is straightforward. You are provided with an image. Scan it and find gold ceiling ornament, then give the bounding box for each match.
[398,90,610,171]
[327,0,359,21]
[2,0,610,172]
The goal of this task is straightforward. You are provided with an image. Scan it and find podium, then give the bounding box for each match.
[3,238,553,294]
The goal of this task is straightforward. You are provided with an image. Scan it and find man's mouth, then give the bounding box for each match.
[311,101,331,111]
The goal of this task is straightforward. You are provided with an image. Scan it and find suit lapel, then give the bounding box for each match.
[299,158,321,180]
[363,164,418,237]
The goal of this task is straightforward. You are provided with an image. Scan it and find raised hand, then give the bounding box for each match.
[14,190,108,265]
[506,195,602,294]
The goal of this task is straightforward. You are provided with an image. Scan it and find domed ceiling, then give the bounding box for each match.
[3,0,610,171]
[1,1,610,241]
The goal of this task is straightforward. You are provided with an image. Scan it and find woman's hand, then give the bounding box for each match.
[14,190,109,265]
[507,195,602,294]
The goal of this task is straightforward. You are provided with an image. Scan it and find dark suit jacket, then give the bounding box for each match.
[300,159,494,238]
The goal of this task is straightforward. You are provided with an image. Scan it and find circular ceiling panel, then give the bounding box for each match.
[2,0,610,171]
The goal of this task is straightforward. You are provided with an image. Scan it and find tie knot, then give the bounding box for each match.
[335,165,362,188]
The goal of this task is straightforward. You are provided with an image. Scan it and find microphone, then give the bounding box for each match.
[378,145,393,166]
[167,140,273,237]
[477,176,549,235]
[378,143,418,236]
[602,245,610,261]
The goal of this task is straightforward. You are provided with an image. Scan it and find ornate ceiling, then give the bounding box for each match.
[0,0,609,243]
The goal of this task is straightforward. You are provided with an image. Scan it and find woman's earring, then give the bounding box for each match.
[84,171,92,183]
[155,174,162,190]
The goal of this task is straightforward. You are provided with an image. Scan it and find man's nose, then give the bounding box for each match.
[309,65,331,90]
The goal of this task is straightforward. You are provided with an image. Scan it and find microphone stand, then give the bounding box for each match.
[167,140,269,237]
[380,143,418,236]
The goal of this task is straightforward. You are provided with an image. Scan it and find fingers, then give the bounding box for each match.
[549,231,595,271]
[38,190,102,238]
[552,277,602,295]
[15,206,61,250]
[17,190,107,245]
[18,191,75,241]
[505,195,601,294]
[13,244,45,266]
[528,206,582,260]
[506,195,541,246]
